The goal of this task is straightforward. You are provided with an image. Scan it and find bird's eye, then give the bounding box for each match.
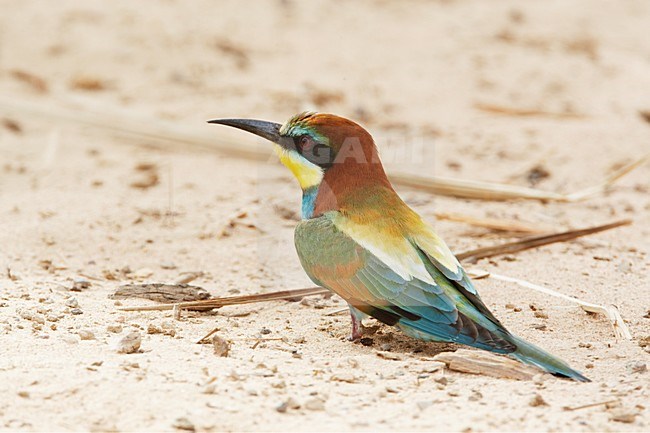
[300,135,310,146]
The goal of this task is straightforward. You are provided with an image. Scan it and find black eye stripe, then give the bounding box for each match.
[293,134,335,169]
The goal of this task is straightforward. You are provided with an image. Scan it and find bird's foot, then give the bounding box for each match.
[348,310,365,341]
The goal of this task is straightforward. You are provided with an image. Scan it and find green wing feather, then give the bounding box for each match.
[294,215,516,352]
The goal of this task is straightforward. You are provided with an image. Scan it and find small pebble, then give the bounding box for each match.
[626,361,647,374]
[434,376,448,386]
[360,337,373,346]
[529,394,548,407]
[172,417,195,431]
[299,297,311,307]
[331,373,357,383]
[609,409,637,424]
[212,335,230,357]
[65,297,79,308]
[61,335,79,345]
[107,325,123,333]
[147,324,163,334]
[161,321,175,331]
[276,397,300,413]
[70,308,83,315]
[116,331,141,354]
[304,398,325,411]
[271,380,286,389]
[133,268,154,279]
[78,330,95,340]
[534,311,549,319]
[377,351,401,361]
[202,384,217,395]
[18,309,45,324]
[71,279,91,291]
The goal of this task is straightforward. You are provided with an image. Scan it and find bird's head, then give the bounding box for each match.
[208,112,386,191]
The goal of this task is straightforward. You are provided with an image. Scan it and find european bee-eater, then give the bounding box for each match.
[208,112,589,382]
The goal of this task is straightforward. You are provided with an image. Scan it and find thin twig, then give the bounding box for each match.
[456,219,631,262]
[196,327,221,344]
[435,212,549,234]
[563,399,620,412]
[325,307,349,316]
[119,286,328,312]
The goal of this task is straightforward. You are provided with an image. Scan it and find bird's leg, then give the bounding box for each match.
[349,313,363,341]
[347,305,367,341]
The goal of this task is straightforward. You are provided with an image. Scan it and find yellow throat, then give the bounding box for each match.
[273,144,323,190]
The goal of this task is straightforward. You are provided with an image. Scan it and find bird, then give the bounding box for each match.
[208,112,589,382]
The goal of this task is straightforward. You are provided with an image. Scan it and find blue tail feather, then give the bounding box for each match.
[508,334,590,382]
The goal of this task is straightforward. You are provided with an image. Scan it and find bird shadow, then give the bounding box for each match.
[351,322,461,358]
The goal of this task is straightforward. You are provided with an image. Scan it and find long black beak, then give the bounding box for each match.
[207,118,285,145]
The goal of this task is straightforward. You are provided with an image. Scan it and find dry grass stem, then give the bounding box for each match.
[1,97,644,202]
[474,102,586,119]
[391,154,644,201]
[563,399,620,412]
[435,212,549,234]
[562,153,649,202]
[456,219,631,262]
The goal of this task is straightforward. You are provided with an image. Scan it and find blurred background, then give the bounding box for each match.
[2,0,649,269]
[1,2,649,431]
[3,0,650,168]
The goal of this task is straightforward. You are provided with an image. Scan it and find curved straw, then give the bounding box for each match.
[471,270,632,341]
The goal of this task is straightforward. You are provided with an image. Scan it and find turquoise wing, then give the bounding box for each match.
[294,215,516,353]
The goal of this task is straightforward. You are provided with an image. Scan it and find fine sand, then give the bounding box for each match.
[1,1,649,431]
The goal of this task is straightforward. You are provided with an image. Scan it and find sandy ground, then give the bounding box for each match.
[1,1,649,431]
